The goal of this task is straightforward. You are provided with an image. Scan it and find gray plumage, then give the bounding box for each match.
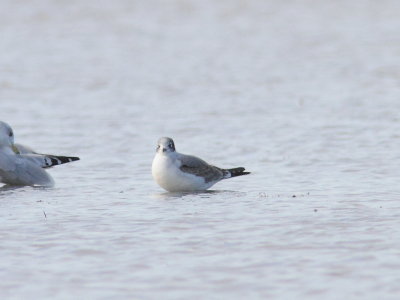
[0,121,79,186]
[14,143,36,155]
[14,143,79,168]
[179,154,226,183]
[0,151,54,186]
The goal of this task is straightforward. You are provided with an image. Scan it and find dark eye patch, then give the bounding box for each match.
[8,131,13,137]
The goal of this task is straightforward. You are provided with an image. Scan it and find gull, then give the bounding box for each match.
[0,121,79,187]
[152,137,250,192]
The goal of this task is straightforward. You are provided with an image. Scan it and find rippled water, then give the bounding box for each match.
[1,0,400,299]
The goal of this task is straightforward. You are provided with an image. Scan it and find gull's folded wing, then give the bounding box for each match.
[179,154,224,183]
[0,152,54,186]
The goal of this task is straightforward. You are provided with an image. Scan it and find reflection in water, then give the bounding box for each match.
[0,185,52,194]
[152,189,247,200]
[0,184,25,192]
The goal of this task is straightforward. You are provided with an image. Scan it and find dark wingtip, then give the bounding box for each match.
[52,156,80,165]
[228,167,250,177]
[59,156,80,163]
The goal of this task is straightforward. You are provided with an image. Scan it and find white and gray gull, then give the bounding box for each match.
[0,121,79,186]
[152,137,250,192]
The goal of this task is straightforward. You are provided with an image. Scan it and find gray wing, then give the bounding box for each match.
[20,153,79,168]
[0,152,54,186]
[14,143,37,155]
[14,144,79,168]
[178,154,226,183]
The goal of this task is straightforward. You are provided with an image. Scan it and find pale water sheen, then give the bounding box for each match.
[1,0,400,299]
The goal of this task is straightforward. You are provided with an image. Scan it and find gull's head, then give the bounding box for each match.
[0,121,15,148]
[156,137,176,154]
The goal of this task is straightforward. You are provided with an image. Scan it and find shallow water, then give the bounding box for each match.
[1,0,400,299]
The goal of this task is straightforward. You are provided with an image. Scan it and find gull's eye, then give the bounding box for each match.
[8,131,13,137]
[168,143,173,148]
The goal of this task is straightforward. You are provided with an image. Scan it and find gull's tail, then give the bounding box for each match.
[223,167,250,179]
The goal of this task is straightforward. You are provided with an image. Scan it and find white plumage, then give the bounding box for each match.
[152,137,250,192]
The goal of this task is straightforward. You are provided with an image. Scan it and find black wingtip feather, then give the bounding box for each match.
[227,167,250,177]
[46,155,80,166]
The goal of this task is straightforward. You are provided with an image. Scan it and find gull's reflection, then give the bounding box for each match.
[152,189,247,200]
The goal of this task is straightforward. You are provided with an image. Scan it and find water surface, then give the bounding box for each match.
[1,0,400,299]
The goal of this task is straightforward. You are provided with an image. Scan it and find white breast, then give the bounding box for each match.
[152,153,208,192]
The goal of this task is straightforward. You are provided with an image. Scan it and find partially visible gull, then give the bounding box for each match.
[0,121,79,186]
